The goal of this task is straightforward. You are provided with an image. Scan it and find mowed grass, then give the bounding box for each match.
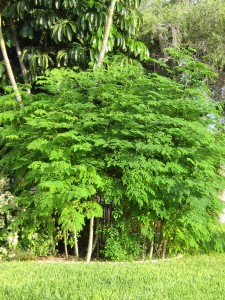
[0,255,225,300]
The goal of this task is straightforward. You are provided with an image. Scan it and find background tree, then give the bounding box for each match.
[140,0,225,69]
[1,0,148,84]
[97,0,117,68]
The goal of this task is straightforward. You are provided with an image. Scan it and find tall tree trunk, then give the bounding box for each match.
[0,15,22,104]
[96,0,117,68]
[86,216,94,263]
[91,217,99,256]
[9,17,31,94]
[142,235,147,260]
[63,230,68,260]
[162,239,168,259]
[149,235,154,259]
[74,228,79,259]
[50,234,56,255]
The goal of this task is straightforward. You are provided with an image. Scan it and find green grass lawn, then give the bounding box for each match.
[0,255,225,300]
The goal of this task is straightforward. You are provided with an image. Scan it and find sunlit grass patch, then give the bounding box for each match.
[0,254,225,299]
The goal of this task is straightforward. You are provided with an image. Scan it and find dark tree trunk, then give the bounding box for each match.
[10,17,31,94]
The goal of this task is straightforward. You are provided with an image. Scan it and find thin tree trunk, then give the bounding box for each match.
[96,0,117,68]
[0,15,22,104]
[74,228,79,259]
[92,234,98,255]
[162,239,168,259]
[50,234,56,255]
[171,25,181,48]
[9,17,31,94]
[149,235,154,259]
[91,217,99,256]
[86,216,94,263]
[63,230,68,260]
[96,235,100,259]
[142,235,147,260]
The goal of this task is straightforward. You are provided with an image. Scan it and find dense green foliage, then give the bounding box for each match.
[1,51,225,259]
[1,0,225,261]
[1,255,225,299]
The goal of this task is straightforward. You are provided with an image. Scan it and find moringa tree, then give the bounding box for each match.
[1,52,225,260]
[86,0,117,262]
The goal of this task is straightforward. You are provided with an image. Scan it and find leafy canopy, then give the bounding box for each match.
[0,52,225,252]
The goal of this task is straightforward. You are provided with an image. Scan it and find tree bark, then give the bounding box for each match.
[74,228,79,259]
[63,230,68,260]
[9,17,31,94]
[162,238,168,259]
[0,15,22,104]
[86,216,94,263]
[50,234,56,255]
[142,235,147,260]
[96,0,117,68]
[149,235,154,259]
[91,217,99,256]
